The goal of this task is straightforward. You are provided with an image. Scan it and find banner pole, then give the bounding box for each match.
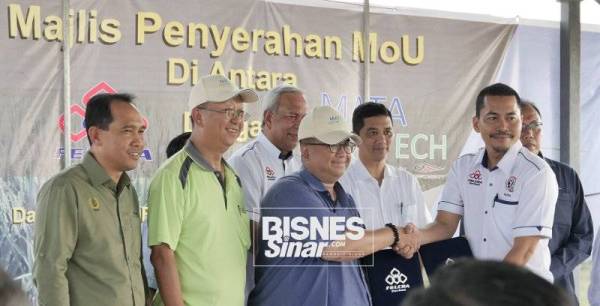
[362,0,370,102]
[62,0,71,168]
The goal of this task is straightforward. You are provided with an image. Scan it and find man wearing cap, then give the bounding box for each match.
[34,93,147,306]
[520,101,593,305]
[228,85,307,299]
[340,102,431,230]
[147,75,258,306]
[248,106,418,306]
[402,83,558,281]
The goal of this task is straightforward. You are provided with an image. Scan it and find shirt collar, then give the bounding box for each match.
[183,140,232,172]
[257,132,293,161]
[475,141,522,173]
[82,151,131,188]
[299,168,329,192]
[353,159,393,181]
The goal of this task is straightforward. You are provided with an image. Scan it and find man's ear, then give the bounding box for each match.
[87,126,101,146]
[472,116,480,133]
[300,145,309,160]
[191,108,204,127]
[263,110,273,129]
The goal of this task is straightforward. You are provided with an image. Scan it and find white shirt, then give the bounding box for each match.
[228,133,302,301]
[589,226,600,306]
[438,142,558,281]
[228,132,302,221]
[340,159,432,229]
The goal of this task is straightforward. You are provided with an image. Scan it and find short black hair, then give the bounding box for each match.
[475,83,521,117]
[402,260,573,306]
[520,100,542,119]
[352,102,393,134]
[166,132,191,158]
[85,93,135,145]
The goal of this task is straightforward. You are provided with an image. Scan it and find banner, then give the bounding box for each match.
[0,0,515,302]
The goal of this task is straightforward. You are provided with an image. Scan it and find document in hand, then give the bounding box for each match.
[362,249,423,306]
[419,237,473,276]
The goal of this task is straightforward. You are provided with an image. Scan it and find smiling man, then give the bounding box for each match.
[341,102,431,230]
[520,101,593,305]
[34,93,147,306]
[249,106,418,306]
[147,75,257,306]
[403,83,559,281]
[228,85,307,300]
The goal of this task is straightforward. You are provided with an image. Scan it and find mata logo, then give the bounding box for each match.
[56,82,152,160]
[467,169,483,186]
[385,268,410,293]
[265,166,276,181]
[505,176,517,193]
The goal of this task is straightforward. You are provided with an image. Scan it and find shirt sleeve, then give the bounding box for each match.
[437,162,464,216]
[512,166,558,238]
[147,170,185,250]
[550,170,594,279]
[228,154,263,222]
[34,179,78,306]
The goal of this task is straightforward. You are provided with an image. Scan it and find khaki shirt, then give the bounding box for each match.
[34,152,145,306]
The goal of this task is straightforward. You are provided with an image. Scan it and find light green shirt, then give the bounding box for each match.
[148,142,250,306]
[34,152,145,306]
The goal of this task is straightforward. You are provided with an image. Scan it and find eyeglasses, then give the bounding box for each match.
[522,121,543,132]
[304,141,356,154]
[197,106,248,120]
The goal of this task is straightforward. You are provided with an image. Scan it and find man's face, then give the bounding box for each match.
[473,95,521,155]
[357,115,393,163]
[196,97,245,151]
[95,102,146,173]
[301,140,352,183]
[520,105,543,155]
[264,92,307,153]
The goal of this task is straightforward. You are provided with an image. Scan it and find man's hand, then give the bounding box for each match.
[393,223,421,259]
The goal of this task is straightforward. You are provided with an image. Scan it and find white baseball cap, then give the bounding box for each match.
[188,75,258,109]
[298,106,361,145]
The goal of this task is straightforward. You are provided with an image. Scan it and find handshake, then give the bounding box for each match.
[391,223,421,259]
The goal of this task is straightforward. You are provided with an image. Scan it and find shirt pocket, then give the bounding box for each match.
[394,201,416,226]
[492,194,518,230]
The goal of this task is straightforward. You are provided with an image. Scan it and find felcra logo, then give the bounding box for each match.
[56,82,153,160]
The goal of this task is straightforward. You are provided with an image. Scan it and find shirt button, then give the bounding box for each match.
[485,211,488,214]
[489,183,493,186]
[483,238,487,242]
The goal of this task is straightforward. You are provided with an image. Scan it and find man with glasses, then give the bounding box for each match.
[341,102,431,230]
[147,75,257,306]
[248,106,418,306]
[228,85,307,300]
[520,100,593,305]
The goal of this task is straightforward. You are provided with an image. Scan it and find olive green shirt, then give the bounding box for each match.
[34,152,145,306]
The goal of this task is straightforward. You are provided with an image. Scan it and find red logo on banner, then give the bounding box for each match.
[58,82,148,142]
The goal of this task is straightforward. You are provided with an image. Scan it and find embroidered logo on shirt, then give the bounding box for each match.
[265,166,276,181]
[88,198,100,211]
[506,176,517,193]
[467,169,483,186]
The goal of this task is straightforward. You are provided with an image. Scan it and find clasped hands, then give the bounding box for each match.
[391,223,421,259]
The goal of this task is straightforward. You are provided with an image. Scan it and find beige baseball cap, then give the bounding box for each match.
[188,75,258,109]
[298,106,361,145]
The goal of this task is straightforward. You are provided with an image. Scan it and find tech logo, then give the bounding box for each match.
[56,82,152,160]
